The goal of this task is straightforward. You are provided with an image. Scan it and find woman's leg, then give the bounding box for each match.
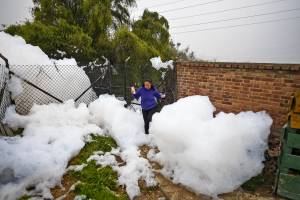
[142,109,150,134]
[148,106,157,123]
[146,106,157,134]
[142,106,158,134]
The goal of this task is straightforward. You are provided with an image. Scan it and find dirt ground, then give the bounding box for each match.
[51,174,77,200]
[51,138,284,200]
[136,144,284,200]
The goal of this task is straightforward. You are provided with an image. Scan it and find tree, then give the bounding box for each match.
[26,0,139,62]
[111,0,136,27]
[32,0,135,39]
[111,27,160,85]
[5,20,95,63]
[174,42,197,61]
[132,9,176,60]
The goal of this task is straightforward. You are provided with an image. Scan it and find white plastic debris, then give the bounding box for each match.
[150,57,173,70]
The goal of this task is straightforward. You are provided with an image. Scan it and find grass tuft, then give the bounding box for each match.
[242,174,265,191]
[69,135,117,165]
[67,135,127,200]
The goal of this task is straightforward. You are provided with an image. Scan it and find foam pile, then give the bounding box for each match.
[0,101,102,199]
[89,95,156,199]
[150,96,273,198]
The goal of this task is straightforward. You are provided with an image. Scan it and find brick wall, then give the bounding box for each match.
[176,61,300,133]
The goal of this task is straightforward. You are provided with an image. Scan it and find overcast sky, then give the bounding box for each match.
[1,0,300,63]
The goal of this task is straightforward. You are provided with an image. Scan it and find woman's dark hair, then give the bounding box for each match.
[142,79,155,89]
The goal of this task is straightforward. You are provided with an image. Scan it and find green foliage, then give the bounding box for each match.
[132,9,176,61]
[81,0,112,40]
[242,174,265,191]
[17,136,121,199]
[5,20,95,63]
[70,162,118,191]
[9,128,24,136]
[173,42,197,61]
[32,0,135,40]
[111,0,136,27]
[70,135,117,165]
[67,135,127,199]
[112,27,161,85]
[75,181,127,200]
[18,195,31,200]
[32,0,57,24]
[33,0,135,28]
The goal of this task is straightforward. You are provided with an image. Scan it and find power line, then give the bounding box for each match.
[168,0,287,20]
[172,16,300,35]
[158,0,225,13]
[146,0,186,9]
[170,8,300,29]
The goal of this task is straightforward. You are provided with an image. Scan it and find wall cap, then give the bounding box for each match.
[174,61,300,71]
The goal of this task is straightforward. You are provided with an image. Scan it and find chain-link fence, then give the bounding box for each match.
[9,64,102,115]
[0,53,177,135]
[87,62,177,108]
[0,65,11,120]
[0,58,109,135]
[0,56,13,136]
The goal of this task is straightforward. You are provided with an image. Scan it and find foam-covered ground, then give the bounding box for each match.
[149,96,273,198]
[0,101,102,199]
[0,95,272,199]
[0,95,156,200]
[89,95,157,199]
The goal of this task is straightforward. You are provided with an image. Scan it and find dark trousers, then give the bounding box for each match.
[142,106,157,134]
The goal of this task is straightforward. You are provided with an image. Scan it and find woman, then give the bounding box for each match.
[131,80,161,134]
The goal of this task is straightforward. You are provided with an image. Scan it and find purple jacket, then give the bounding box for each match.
[133,86,161,110]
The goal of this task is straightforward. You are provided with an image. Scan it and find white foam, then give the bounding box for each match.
[89,95,157,199]
[150,95,273,198]
[0,101,103,199]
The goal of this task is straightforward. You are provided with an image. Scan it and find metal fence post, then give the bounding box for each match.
[108,65,112,94]
[124,57,130,103]
[0,53,14,105]
[124,63,127,102]
[0,53,14,136]
[0,53,9,68]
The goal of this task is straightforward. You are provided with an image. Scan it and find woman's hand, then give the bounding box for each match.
[131,86,136,94]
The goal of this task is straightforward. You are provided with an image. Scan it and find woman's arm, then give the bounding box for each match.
[133,87,142,99]
[153,88,161,99]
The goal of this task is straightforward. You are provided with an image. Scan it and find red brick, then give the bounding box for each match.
[176,61,300,129]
